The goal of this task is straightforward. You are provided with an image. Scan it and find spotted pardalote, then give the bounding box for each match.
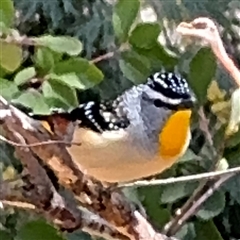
[19,70,196,183]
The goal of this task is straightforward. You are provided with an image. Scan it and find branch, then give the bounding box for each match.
[164,172,236,236]
[176,17,240,87]
[1,32,116,64]
[0,195,127,240]
[162,17,240,236]
[90,52,115,63]
[3,32,36,46]
[163,107,226,236]
[0,125,84,231]
[119,166,240,188]
[0,96,176,240]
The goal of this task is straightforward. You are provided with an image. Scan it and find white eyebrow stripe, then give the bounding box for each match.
[146,88,182,105]
[156,91,182,105]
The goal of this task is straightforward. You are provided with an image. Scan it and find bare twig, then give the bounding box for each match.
[120,166,240,188]
[1,30,117,64]
[2,32,116,64]
[1,200,36,210]
[198,107,214,148]
[165,173,236,236]
[163,106,221,235]
[91,52,115,63]
[3,34,36,46]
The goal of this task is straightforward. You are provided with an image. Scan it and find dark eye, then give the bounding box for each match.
[153,99,178,110]
[153,99,163,108]
[146,71,196,111]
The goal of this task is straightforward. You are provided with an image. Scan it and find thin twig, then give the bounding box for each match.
[90,51,115,63]
[163,17,240,236]
[165,172,236,235]
[2,32,116,64]
[163,107,219,235]
[120,167,240,188]
[3,34,36,46]
[198,107,214,148]
[1,200,36,210]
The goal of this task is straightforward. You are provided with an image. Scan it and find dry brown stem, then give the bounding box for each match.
[0,96,175,240]
[177,17,240,87]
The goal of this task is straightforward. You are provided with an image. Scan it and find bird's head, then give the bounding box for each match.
[145,71,196,111]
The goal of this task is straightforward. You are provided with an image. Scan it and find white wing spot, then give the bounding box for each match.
[85,110,91,116]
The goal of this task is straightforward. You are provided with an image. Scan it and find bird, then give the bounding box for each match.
[21,70,196,183]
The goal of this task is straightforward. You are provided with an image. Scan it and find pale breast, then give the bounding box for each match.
[67,127,191,183]
[67,128,149,170]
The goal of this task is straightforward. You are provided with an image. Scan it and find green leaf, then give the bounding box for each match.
[42,78,78,107]
[35,36,83,56]
[16,220,65,240]
[35,47,55,73]
[53,58,89,75]
[226,128,240,148]
[161,182,198,204]
[194,220,224,240]
[12,90,50,115]
[0,0,14,27]
[0,65,7,77]
[120,50,151,84]
[189,48,217,103]
[0,40,22,72]
[178,149,201,163]
[138,186,171,227]
[0,21,11,35]
[66,232,92,240]
[53,58,104,89]
[47,73,86,90]
[134,43,178,69]
[175,223,196,240]
[79,63,104,87]
[14,67,36,86]
[223,174,240,205]
[226,88,240,136]
[112,0,140,43]
[129,23,161,49]
[0,230,13,240]
[197,190,225,220]
[0,78,19,100]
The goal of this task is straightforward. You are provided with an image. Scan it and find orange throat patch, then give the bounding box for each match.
[159,110,192,159]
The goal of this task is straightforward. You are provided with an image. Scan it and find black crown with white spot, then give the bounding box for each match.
[147,71,191,100]
[146,71,195,110]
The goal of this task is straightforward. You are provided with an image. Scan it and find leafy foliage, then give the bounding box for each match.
[129,23,161,49]
[0,40,22,72]
[0,0,14,27]
[16,220,66,240]
[189,48,217,103]
[0,0,240,240]
[35,36,83,56]
[113,0,140,43]
[196,191,226,220]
